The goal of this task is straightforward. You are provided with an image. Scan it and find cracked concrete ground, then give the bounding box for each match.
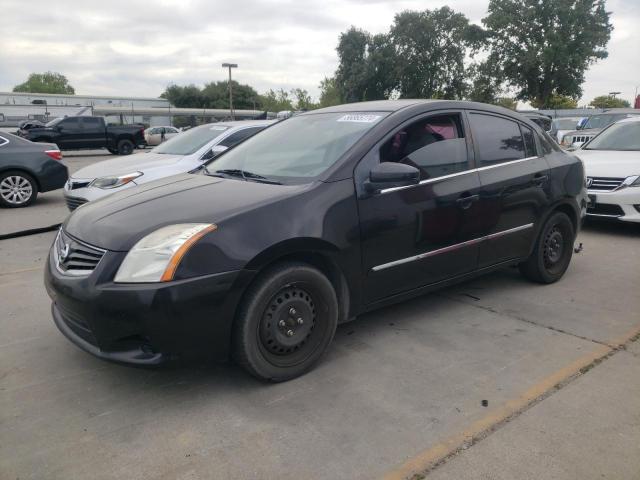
[1,154,639,480]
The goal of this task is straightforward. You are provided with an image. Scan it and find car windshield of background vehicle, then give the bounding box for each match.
[553,118,579,130]
[153,124,229,155]
[585,122,640,151]
[45,118,63,127]
[206,112,389,182]
[583,114,627,130]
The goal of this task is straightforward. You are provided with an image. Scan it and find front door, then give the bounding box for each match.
[356,111,483,303]
[466,111,551,268]
[80,117,105,149]
[55,117,83,149]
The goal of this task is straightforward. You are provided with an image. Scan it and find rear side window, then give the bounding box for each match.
[219,127,264,148]
[82,117,102,127]
[380,113,469,180]
[468,113,525,167]
[59,117,82,131]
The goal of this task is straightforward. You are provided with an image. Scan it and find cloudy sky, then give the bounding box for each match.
[1,0,638,105]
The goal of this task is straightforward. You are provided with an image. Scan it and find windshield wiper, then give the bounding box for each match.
[211,169,281,184]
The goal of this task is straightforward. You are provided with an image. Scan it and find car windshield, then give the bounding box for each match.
[585,122,640,151]
[45,118,63,127]
[205,112,388,183]
[153,124,229,155]
[582,114,629,130]
[553,118,579,130]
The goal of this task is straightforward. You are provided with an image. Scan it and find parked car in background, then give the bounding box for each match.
[24,116,146,155]
[144,126,180,146]
[550,117,584,143]
[573,116,640,223]
[63,120,274,210]
[46,100,586,381]
[561,109,640,148]
[15,119,45,136]
[523,112,552,132]
[0,132,68,207]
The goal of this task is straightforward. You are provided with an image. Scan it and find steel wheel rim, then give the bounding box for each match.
[543,226,564,268]
[0,176,33,205]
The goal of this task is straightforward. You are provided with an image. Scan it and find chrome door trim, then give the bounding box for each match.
[371,223,534,272]
[378,156,540,195]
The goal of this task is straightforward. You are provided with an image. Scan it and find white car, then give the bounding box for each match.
[64,120,275,210]
[550,116,583,143]
[144,126,180,146]
[574,116,640,223]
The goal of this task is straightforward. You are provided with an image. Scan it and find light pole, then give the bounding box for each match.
[608,91,621,99]
[222,63,238,120]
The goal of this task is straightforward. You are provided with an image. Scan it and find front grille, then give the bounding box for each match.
[65,195,88,211]
[571,134,594,144]
[55,229,105,275]
[68,180,91,190]
[587,203,625,217]
[587,177,625,192]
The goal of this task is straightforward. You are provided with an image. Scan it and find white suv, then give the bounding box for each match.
[574,116,640,223]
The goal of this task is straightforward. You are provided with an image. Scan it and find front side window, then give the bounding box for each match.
[380,113,468,180]
[207,112,388,183]
[153,124,229,155]
[469,113,525,167]
[218,127,264,148]
[59,118,82,131]
[81,117,102,128]
[585,122,640,151]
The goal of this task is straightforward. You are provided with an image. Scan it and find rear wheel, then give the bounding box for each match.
[519,212,575,283]
[0,171,38,207]
[117,139,134,155]
[233,262,338,382]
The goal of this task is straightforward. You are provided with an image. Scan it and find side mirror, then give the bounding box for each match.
[200,145,228,161]
[365,163,420,193]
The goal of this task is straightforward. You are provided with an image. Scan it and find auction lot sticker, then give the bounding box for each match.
[337,114,382,123]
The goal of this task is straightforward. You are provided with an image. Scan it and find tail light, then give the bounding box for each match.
[45,149,62,161]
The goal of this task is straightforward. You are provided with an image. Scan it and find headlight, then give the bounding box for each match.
[629,175,640,187]
[114,223,217,283]
[90,171,143,189]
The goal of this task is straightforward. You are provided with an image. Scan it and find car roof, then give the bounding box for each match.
[616,115,640,124]
[211,120,277,129]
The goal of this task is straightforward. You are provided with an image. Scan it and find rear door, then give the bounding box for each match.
[356,111,483,303]
[466,111,551,268]
[80,117,105,148]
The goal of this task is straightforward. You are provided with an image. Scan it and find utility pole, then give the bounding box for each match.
[222,63,238,120]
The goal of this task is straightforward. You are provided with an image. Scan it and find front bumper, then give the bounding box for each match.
[45,242,253,365]
[587,188,640,223]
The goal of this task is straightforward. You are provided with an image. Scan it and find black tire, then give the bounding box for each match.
[117,139,134,155]
[519,212,575,284]
[107,147,119,154]
[232,262,338,382]
[0,170,38,208]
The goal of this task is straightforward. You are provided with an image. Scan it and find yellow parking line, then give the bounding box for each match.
[383,343,614,480]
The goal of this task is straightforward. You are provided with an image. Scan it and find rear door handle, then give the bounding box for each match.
[533,174,549,186]
[456,194,479,209]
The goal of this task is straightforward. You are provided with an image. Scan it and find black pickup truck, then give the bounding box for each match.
[25,116,145,155]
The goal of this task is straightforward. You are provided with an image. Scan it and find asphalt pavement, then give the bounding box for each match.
[0,154,639,479]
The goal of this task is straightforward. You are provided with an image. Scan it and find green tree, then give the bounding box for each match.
[202,81,260,110]
[161,84,205,107]
[495,97,517,110]
[13,71,75,94]
[335,27,372,103]
[589,95,631,109]
[258,89,294,112]
[318,77,341,108]
[482,0,612,108]
[391,7,473,99]
[291,88,317,110]
[466,61,503,104]
[539,94,578,109]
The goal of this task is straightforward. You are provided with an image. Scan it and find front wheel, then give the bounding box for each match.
[232,262,338,382]
[0,171,38,207]
[519,211,575,284]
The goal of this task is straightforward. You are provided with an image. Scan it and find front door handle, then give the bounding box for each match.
[456,194,479,209]
[533,174,549,186]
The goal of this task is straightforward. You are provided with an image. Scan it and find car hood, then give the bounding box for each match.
[563,128,601,138]
[71,152,185,179]
[64,173,306,251]
[574,149,640,178]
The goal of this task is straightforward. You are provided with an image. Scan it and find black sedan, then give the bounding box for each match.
[45,100,587,381]
[0,132,68,207]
